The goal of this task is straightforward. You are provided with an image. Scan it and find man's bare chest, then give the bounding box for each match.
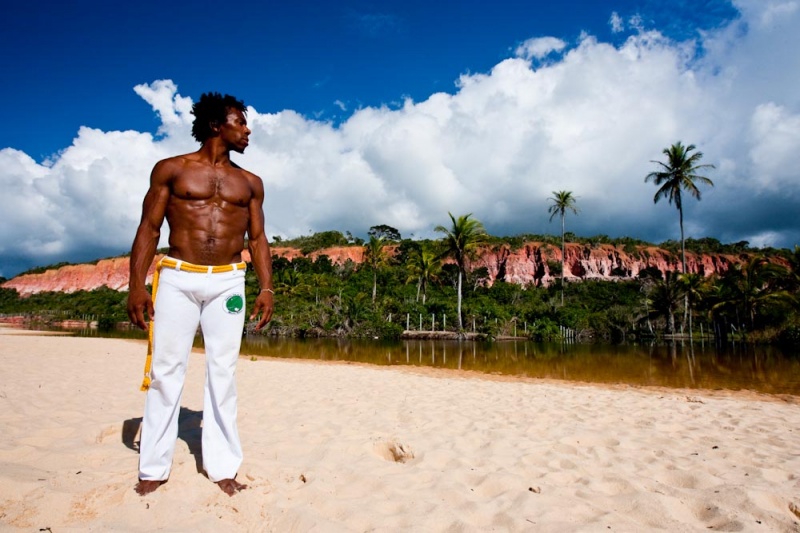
[171,169,251,206]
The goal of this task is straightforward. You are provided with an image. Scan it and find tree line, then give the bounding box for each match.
[271,224,798,344]
[1,229,798,344]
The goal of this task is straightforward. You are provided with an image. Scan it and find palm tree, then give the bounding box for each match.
[678,272,709,340]
[434,212,488,331]
[364,235,390,303]
[645,141,715,274]
[714,257,793,332]
[648,270,684,335]
[406,245,441,305]
[547,190,579,305]
[309,273,330,305]
[275,268,308,297]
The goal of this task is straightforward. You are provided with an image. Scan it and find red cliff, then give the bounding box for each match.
[268,246,366,265]
[1,243,752,297]
[470,243,743,287]
[2,256,149,296]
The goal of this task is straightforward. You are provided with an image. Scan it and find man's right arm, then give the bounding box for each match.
[127,160,172,330]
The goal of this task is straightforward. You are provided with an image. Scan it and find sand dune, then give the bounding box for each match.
[1,326,798,531]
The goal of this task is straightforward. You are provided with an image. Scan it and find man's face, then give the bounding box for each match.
[219,108,251,153]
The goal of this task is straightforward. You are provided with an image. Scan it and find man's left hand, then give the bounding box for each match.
[250,291,274,330]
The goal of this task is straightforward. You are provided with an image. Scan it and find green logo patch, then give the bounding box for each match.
[224,294,244,314]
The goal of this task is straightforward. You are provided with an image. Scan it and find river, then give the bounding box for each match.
[69,328,800,395]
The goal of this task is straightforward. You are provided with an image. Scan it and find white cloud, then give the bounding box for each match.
[514,37,566,60]
[2,1,800,277]
[0,149,58,256]
[609,12,624,33]
[133,80,193,138]
[628,14,645,33]
[747,0,799,28]
[748,102,800,191]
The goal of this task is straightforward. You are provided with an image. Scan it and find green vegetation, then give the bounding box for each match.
[0,286,130,327]
[276,230,353,254]
[2,231,797,345]
[17,260,92,276]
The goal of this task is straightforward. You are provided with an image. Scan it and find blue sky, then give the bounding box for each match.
[3,0,736,159]
[2,0,799,278]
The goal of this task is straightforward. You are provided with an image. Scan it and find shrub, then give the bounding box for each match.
[529,318,561,341]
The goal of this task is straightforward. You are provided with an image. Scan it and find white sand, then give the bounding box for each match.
[1,326,799,532]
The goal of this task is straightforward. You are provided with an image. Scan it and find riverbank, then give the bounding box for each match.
[400,330,530,341]
[1,326,798,531]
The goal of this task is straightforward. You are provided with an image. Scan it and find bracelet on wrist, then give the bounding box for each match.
[260,288,275,294]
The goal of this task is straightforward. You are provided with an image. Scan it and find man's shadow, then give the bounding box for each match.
[122,408,203,473]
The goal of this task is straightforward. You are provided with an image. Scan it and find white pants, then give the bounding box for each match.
[138,261,247,483]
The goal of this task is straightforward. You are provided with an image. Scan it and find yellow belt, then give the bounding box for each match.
[158,257,247,274]
[140,257,247,391]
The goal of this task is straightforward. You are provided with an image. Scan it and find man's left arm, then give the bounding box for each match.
[247,174,274,330]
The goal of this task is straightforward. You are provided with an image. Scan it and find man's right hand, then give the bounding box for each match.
[127,288,154,330]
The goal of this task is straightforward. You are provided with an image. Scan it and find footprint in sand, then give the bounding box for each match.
[68,484,126,524]
[95,425,119,444]
[373,440,415,463]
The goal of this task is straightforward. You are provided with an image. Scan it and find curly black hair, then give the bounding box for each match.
[190,92,247,143]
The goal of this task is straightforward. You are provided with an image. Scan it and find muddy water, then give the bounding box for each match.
[236,336,800,395]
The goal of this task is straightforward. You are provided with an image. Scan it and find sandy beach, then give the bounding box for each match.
[0,326,798,532]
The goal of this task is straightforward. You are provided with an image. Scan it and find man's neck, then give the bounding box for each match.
[198,139,232,166]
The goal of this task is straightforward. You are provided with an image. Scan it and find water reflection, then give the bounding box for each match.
[238,336,800,395]
[67,327,800,395]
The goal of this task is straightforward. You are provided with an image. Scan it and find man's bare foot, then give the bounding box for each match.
[217,478,248,496]
[135,479,165,495]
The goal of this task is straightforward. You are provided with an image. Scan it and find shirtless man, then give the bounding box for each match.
[127,92,273,496]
